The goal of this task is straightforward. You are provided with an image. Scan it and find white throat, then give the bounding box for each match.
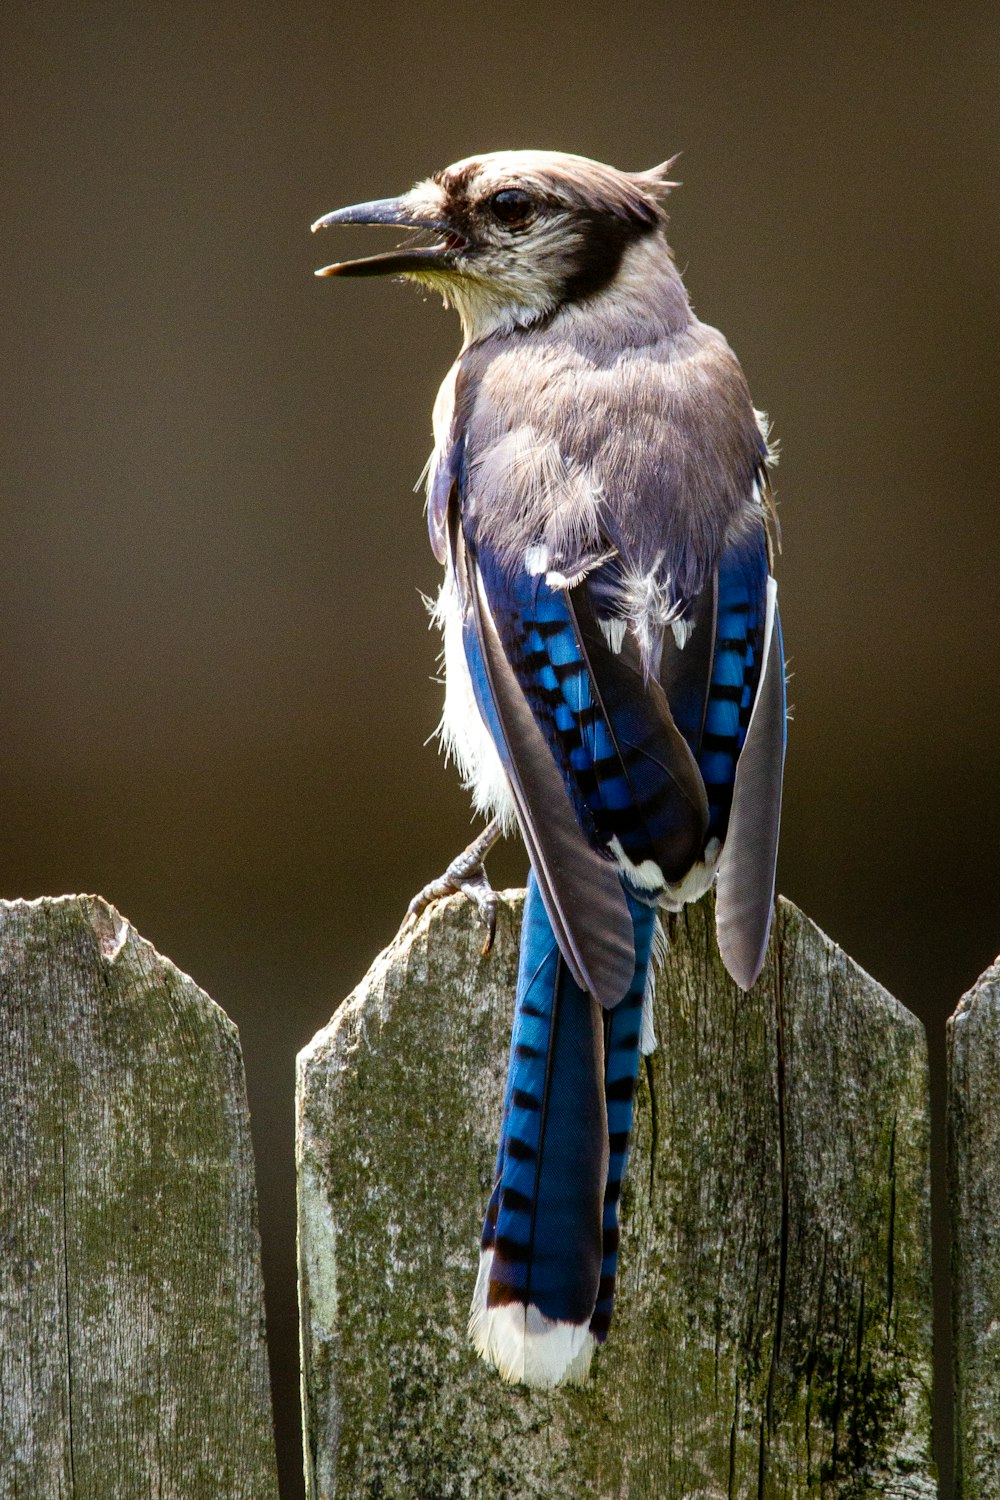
[417,230,688,349]
[419,269,557,346]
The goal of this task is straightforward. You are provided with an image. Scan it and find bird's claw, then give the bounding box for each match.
[405,854,498,955]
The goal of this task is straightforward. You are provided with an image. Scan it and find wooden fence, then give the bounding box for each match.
[0,896,279,1499]
[0,888,997,1496]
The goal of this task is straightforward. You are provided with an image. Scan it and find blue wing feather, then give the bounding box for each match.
[450,495,636,1007]
[474,542,709,887]
[697,531,771,842]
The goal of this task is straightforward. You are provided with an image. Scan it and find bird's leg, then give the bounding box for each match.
[404,818,503,954]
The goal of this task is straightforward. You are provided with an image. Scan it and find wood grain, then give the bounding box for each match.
[297,889,935,1498]
[0,896,279,1500]
[949,956,1000,1499]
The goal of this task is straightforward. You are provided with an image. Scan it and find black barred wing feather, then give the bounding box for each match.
[448,505,635,1008]
[660,528,786,988]
[466,528,709,998]
[715,591,785,988]
[565,577,709,883]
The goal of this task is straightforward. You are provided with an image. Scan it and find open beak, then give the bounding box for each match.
[311,196,464,278]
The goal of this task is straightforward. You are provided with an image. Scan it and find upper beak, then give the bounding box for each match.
[311,196,463,278]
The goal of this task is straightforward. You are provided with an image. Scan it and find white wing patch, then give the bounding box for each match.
[608,835,664,892]
[639,913,668,1055]
[598,616,627,653]
[618,555,685,669]
[524,543,549,576]
[659,836,722,911]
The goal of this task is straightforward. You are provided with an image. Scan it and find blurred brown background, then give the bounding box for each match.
[2,1,997,1493]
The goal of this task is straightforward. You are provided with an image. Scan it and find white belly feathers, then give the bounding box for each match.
[430,565,517,829]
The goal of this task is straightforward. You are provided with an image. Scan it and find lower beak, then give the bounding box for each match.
[311,196,462,278]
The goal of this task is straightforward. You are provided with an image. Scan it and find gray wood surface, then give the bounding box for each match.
[949,955,1000,1499]
[297,888,935,1499]
[0,895,279,1500]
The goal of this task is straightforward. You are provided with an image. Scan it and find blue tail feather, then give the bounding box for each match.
[590,894,656,1340]
[481,875,607,1326]
[472,873,657,1381]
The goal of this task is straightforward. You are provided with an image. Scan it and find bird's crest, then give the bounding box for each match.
[630,154,682,204]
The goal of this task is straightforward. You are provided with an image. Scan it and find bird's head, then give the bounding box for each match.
[312,149,678,341]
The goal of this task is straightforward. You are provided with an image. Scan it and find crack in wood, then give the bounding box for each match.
[60,1090,76,1497]
[643,1052,658,1205]
[886,1114,897,1342]
[759,920,790,1498]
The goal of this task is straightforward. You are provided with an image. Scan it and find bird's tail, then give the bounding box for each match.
[468,871,656,1387]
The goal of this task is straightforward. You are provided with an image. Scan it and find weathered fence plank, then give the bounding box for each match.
[297,889,935,1499]
[949,955,1000,1499]
[0,895,279,1500]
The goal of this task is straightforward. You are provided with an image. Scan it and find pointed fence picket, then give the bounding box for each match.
[0,896,279,1500]
[297,890,937,1499]
[948,957,1000,1500]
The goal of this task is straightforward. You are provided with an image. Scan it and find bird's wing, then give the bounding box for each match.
[449,494,634,1007]
[658,525,786,988]
[448,487,708,1007]
[563,570,710,882]
[714,581,785,988]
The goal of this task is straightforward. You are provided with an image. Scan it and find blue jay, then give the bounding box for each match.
[313,151,785,1388]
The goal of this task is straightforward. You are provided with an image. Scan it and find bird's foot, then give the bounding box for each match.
[404,820,502,955]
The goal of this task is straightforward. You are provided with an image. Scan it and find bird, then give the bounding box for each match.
[312,149,786,1389]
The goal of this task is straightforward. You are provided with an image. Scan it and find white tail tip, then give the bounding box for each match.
[468,1249,596,1388]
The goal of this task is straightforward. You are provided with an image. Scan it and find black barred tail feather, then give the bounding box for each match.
[469,872,657,1386]
[589,967,651,1341]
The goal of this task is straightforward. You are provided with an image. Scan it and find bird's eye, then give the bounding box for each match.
[488,188,535,228]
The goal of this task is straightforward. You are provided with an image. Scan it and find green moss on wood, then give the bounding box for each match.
[0,895,279,1500]
[949,958,1000,1500]
[297,890,935,1499]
